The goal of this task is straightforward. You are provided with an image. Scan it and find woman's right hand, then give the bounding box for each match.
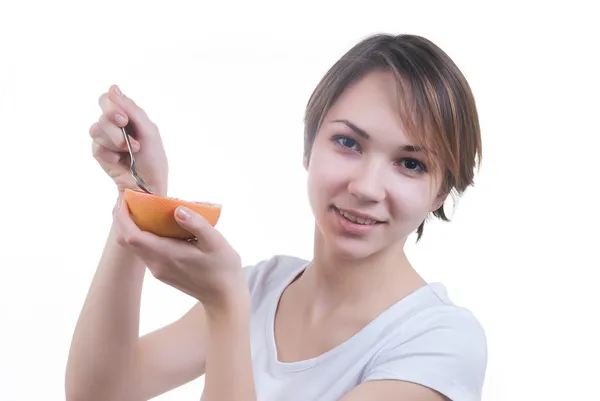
[89,85,169,197]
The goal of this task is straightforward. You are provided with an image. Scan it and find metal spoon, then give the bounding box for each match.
[121,126,153,194]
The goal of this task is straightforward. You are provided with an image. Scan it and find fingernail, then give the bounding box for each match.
[177,207,190,220]
[115,114,127,126]
[114,85,123,96]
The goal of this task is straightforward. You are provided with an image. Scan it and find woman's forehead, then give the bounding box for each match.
[322,72,422,148]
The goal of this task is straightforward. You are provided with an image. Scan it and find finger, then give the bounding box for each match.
[106,85,158,139]
[174,206,224,251]
[98,92,129,128]
[89,120,131,154]
[116,198,192,255]
[113,200,161,265]
[97,114,140,152]
[91,140,120,165]
[114,198,155,248]
[91,133,123,153]
[90,114,140,153]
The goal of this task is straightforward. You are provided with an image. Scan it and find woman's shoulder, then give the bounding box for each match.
[242,254,309,295]
[362,283,488,400]
[375,282,488,363]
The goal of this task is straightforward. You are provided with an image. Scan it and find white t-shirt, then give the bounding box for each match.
[201,254,487,401]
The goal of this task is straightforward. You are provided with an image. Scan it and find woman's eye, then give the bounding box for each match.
[399,158,426,173]
[333,135,360,151]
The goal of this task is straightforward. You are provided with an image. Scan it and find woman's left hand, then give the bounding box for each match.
[113,196,248,312]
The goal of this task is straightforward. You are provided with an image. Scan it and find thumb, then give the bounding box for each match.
[108,85,156,137]
[174,206,223,250]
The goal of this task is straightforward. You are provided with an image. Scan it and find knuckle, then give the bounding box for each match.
[98,113,111,126]
[89,119,107,138]
[98,92,111,110]
[91,141,103,158]
[112,224,129,247]
[88,122,98,138]
[91,141,112,161]
[149,264,167,280]
[125,95,139,109]
[115,232,128,247]
[176,252,194,266]
[148,120,159,133]
[123,233,140,247]
[116,137,127,150]
[98,114,126,149]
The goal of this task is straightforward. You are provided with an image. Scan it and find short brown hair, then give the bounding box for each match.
[303,33,482,241]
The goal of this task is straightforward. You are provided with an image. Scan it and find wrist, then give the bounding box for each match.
[106,222,145,267]
[204,286,250,324]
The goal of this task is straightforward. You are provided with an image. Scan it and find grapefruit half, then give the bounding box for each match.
[123,188,222,239]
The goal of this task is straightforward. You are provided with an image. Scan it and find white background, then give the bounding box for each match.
[1,1,598,400]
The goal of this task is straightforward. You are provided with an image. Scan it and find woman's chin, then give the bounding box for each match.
[315,223,408,263]
[322,235,381,261]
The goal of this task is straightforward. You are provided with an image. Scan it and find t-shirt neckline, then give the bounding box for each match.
[264,259,446,373]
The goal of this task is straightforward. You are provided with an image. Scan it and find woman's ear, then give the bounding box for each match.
[430,192,448,213]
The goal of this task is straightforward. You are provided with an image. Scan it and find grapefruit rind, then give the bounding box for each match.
[123,188,222,239]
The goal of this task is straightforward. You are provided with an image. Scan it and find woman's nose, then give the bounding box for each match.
[347,161,386,202]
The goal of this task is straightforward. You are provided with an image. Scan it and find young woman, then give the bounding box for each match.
[66,33,487,401]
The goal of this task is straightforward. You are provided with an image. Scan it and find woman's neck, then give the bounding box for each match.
[291,229,426,321]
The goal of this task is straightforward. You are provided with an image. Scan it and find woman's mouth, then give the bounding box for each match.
[332,206,383,226]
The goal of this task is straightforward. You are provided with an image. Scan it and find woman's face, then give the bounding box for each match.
[306,70,445,260]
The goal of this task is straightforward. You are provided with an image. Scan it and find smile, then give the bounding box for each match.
[333,206,383,226]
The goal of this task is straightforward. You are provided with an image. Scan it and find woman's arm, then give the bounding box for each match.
[202,292,257,401]
[65,223,210,401]
[65,223,147,400]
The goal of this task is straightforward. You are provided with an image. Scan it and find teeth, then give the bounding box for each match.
[339,209,378,225]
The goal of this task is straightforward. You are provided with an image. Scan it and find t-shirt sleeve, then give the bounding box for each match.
[241,254,288,294]
[241,259,265,291]
[362,307,488,401]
